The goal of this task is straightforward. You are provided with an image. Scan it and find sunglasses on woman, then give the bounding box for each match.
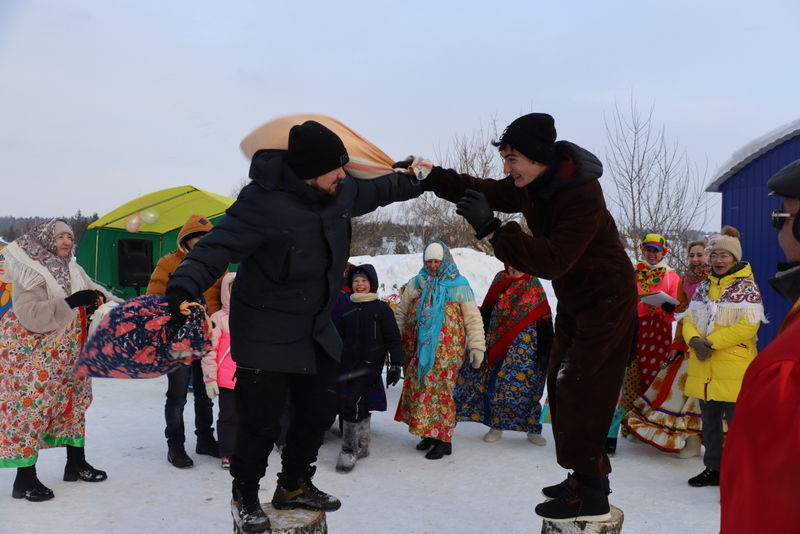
[771,210,794,230]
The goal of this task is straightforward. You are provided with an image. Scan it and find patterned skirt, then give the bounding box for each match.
[454,324,546,434]
[394,302,466,443]
[625,356,702,452]
[0,312,91,468]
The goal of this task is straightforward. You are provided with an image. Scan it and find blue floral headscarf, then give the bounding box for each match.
[410,241,474,380]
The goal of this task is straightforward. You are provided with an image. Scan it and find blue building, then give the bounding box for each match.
[706,120,800,350]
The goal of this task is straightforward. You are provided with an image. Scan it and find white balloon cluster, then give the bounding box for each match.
[124,208,160,233]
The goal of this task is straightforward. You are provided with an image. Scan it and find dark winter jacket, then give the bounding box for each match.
[334,264,403,375]
[167,150,425,373]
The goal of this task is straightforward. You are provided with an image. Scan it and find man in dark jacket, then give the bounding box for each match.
[166,121,425,533]
[425,113,637,522]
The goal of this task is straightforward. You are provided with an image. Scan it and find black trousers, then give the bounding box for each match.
[230,349,339,486]
[699,399,735,471]
[164,359,214,450]
[217,388,239,459]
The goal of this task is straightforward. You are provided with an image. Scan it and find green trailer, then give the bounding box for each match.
[77,185,234,299]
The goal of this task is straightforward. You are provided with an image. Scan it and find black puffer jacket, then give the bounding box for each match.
[334,264,403,376]
[167,150,424,373]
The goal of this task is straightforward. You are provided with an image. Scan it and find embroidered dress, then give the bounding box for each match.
[454,271,551,434]
[626,268,709,451]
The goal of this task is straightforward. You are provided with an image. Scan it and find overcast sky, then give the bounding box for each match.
[2,0,799,225]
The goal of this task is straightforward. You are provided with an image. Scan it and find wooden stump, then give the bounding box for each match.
[233,504,327,534]
[541,506,624,534]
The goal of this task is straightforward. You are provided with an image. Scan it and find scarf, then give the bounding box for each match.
[683,263,711,300]
[686,263,766,338]
[482,270,550,368]
[11,219,73,293]
[412,241,474,380]
[634,259,671,294]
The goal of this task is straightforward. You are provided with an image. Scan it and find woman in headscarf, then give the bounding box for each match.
[394,241,485,460]
[0,219,119,502]
[625,239,709,457]
[683,226,764,488]
[454,264,552,445]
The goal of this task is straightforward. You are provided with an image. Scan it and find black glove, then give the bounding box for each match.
[64,289,98,309]
[456,189,502,239]
[386,365,402,387]
[165,287,193,325]
[689,337,713,361]
[660,302,676,314]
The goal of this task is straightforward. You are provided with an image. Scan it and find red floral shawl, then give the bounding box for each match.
[481,271,550,368]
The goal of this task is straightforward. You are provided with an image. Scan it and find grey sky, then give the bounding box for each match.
[1,0,799,223]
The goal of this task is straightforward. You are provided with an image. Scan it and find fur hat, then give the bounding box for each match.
[493,113,557,165]
[423,242,444,261]
[709,225,742,262]
[286,120,349,180]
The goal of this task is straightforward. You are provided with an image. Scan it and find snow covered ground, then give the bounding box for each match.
[0,250,721,534]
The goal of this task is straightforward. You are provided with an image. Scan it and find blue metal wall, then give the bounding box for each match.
[718,134,800,350]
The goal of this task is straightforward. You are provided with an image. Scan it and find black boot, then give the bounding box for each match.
[272,466,341,511]
[605,437,617,457]
[12,465,54,502]
[535,475,611,522]
[64,445,107,482]
[688,467,720,487]
[541,472,576,500]
[424,439,452,460]
[415,437,435,451]
[231,482,271,533]
[196,436,220,458]
[167,448,194,468]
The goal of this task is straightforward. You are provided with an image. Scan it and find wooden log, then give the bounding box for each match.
[233,504,327,534]
[540,506,624,534]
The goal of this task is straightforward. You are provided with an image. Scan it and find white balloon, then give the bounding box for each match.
[125,213,142,233]
[140,209,159,225]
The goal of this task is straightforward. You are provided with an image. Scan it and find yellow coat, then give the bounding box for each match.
[682,263,763,402]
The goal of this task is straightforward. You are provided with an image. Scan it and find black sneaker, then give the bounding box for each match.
[541,472,576,499]
[232,486,271,533]
[167,449,194,468]
[688,467,720,487]
[272,468,341,512]
[196,437,220,458]
[535,477,611,522]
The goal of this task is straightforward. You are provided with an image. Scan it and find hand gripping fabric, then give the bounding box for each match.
[74,295,213,378]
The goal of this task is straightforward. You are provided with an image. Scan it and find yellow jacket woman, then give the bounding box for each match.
[681,226,765,488]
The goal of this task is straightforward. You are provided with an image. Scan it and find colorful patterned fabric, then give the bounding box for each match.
[0,311,90,467]
[75,295,212,378]
[394,298,466,442]
[635,316,674,387]
[410,241,474,380]
[12,219,73,293]
[0,244,11,318]
[481,271,550,368]
[454,323,546,434]
[626,356,702,451]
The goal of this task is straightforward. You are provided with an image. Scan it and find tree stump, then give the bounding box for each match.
[232,504,327,534]
[540,506,624,534]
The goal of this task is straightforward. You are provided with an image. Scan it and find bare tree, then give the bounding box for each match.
[604,96,710,271]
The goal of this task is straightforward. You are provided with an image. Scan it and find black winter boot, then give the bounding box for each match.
[196,435,220,457]
[231,482,271,533]
[688,467,720,487]
[272,466,341,511]
[541,472,576,500]
[424,439,452,460]
[415,437,435,451]
[12,465,54,502]
[535,475,611,522]
[167,448,194,468]
[64,445,108,482]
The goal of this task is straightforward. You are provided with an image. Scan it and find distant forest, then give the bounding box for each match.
[0,212,99,245]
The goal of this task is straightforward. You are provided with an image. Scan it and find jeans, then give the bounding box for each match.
[230,348,339,486]
[164,359,214,450]
[699,399,735,471]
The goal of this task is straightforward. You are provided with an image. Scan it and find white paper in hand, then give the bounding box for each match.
[640,291,680,307]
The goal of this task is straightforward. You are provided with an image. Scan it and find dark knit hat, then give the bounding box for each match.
[494,113,557,165]
[286,120,349,180]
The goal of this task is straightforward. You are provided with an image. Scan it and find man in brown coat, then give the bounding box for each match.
[146,214,224,468]
[424,113,636,522]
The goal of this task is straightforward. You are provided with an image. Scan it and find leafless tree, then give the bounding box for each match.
[604,96,710,271]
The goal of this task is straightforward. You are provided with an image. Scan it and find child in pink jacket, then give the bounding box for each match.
[201,272,237,469]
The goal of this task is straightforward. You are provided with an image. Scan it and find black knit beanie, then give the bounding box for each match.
[494,113,557,165]
[286,120,350,180]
